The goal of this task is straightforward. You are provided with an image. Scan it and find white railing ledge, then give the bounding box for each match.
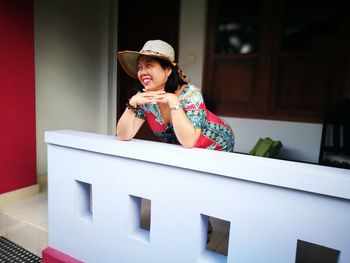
[45,130,350,200]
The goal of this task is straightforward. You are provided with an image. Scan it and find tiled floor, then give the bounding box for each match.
[0,191,48,257]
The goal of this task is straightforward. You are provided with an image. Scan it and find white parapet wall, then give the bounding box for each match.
[45,130,350,263]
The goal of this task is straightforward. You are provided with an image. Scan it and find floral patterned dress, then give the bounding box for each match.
[135,84,235,152]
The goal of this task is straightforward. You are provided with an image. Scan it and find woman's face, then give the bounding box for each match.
[137,56,171,91]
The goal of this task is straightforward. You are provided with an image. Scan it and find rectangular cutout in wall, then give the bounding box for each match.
[295,239,340,263]
[140,198,151,231]
[129,195,151,243]
[75,180,92,221]
[198,214,229,263]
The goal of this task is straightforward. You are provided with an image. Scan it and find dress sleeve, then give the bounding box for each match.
[135,106,145,120]
[133,91,146,120]
[181,87,206,129]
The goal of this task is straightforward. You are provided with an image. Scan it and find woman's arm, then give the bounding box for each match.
[116,90,166,140]
[157,93,201,148]
[116,106,145,141]
[171,103,202,148]
[116,94,145,140]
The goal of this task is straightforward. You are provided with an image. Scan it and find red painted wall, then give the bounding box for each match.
[0,0,36,194]
[42,247,84,263]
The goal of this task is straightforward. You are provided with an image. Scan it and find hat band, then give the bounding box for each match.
[140,49,175,64]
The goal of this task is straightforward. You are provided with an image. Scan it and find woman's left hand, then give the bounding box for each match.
[143,91,201,148]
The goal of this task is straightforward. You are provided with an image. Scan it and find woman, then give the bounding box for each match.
[117,39,234,152]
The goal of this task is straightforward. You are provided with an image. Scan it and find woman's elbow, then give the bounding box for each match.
[118,136,132,141]
[116,131,133,141]
[180,139,197,149]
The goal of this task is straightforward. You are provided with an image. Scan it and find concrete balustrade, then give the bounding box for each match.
[44,130,350,263]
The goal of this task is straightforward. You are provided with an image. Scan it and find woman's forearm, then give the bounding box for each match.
[157,93,200,148]
[170,108,201,147]
[116,108,144,140]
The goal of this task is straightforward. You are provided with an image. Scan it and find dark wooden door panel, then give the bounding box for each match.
[275,59,332,111]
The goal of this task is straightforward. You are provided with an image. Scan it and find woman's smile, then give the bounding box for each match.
[141,76,152,86]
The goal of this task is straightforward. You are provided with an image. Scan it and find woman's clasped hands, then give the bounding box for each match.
[129,90,178,107]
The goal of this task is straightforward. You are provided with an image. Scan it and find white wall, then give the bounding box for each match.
[178,0,322,163]
[178,0,207,87]
[222,117,322,163]
[34,0,117,176]
[45,130,350,262]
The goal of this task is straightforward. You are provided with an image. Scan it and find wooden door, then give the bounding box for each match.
[203,0,349,122]
[117,0,180,141]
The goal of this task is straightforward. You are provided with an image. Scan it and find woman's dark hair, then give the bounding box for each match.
[156,58,188,93]
[136,57,188,93]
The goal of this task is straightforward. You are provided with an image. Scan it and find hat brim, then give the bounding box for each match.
[118,50,176,79]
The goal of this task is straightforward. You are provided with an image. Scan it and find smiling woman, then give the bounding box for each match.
[116,40,235,152]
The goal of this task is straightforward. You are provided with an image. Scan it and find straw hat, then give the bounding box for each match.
[118,40,177,79]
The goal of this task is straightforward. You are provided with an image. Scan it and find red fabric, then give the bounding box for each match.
[0,0,36,193]
[42,247,84,263]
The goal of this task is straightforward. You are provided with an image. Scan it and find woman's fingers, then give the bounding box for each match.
[139,91,167,104]
[142,90,165,96]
